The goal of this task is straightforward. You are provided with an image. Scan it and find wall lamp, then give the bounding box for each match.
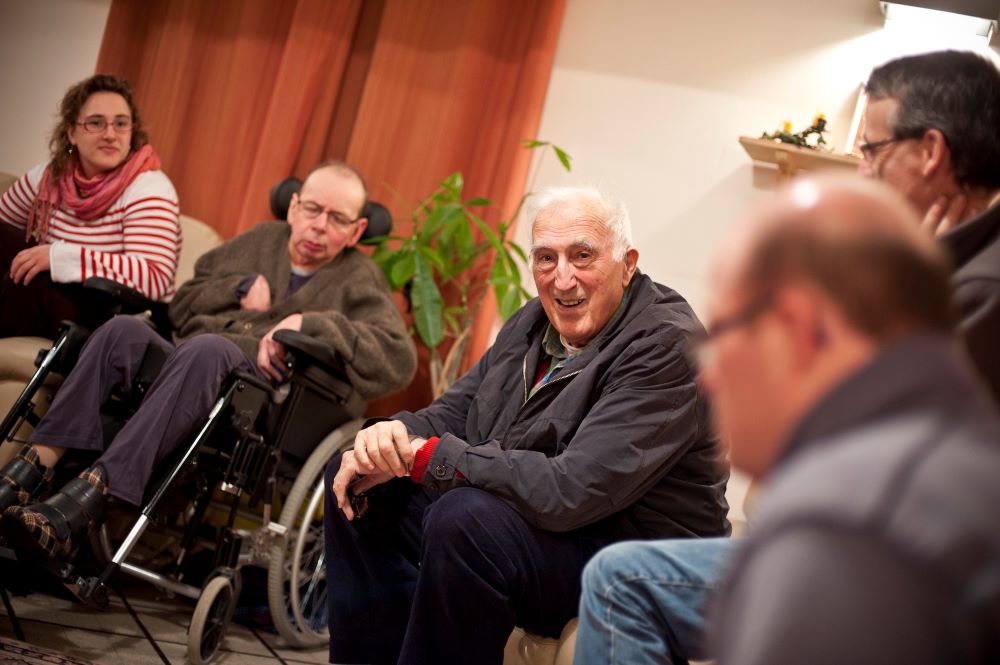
[881,0,1000,39]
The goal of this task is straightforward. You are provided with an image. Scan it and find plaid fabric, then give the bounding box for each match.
[0,445,54,508]
[3,466,107,559]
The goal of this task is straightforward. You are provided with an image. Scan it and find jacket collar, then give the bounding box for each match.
[939,201,1000,267]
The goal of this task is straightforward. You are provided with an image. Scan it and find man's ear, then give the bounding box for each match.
[347,217,368,247]
[622,247,639,287]
[771,285,827,370]
[919,128,951,180]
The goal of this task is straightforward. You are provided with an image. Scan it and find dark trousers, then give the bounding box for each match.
[28,316,259,505]
[0,223,110,338]
[323,455,610,665]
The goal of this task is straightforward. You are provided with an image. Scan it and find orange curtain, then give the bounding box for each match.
[96,0,566,413]
[97,0,363,239]
[346,0,565,409]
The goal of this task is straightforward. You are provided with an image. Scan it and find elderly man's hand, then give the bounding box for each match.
[10,245,51,285]
[241,274,271,312]
[331,449,392,521]
[353,420,427,477]
[922,194,979,237]
[257,313,303,382]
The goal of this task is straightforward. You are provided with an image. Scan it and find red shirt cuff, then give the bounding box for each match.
[410,436,439,483]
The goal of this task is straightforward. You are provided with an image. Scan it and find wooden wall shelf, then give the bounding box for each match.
[739,136,861,182]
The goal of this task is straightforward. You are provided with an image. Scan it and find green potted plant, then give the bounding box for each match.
[371,141,572,397]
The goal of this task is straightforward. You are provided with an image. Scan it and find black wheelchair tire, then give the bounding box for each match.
[266,418,362,648]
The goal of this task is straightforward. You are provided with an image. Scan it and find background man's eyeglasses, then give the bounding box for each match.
[858,128,928,161]
[296,198,360,230]
[76,117,133,133]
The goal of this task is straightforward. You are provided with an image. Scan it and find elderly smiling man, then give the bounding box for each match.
[322,185,730,665]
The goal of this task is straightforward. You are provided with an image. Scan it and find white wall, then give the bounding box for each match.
[0,0,111,176]
[520,0,1000,521]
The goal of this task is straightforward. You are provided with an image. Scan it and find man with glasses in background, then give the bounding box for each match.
[858,49,1000,402]
[1,161,416,561]
[574,49,1000,665]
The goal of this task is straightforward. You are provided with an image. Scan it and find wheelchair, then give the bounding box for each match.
[0,179,395,663]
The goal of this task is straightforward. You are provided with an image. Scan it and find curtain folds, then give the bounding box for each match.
[96,0,566,412]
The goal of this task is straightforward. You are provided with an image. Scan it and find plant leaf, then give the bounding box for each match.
[465,197,491,207]
[470,214,503,252]
[521,139,548,148]
[418,245,447,272]
[499,285,522,319]
[411,255,444,348]
[552,145,572,172]
[509,241,529,264]
[389,252,415,287]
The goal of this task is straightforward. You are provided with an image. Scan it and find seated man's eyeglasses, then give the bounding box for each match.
[77,116,133,133]
[296,198,360,231]
[858,128,928,161]
[694,292,774,365]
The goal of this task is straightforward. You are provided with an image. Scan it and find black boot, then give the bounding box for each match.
[2,466,108,559]
[0,445,54,513]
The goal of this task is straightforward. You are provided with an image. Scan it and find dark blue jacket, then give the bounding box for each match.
[396,272,731,540]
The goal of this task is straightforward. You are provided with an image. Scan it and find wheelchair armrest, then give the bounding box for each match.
[273,330,346,378]
[83,277,153,312]
[229,369,277,397]
[83,277,170,335]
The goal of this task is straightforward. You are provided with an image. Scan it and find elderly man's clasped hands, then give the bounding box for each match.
[333,420,427,520]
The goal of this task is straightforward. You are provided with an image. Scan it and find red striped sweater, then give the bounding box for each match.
[0,162,181,302]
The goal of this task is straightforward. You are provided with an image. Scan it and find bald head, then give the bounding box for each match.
[727,177,956,340]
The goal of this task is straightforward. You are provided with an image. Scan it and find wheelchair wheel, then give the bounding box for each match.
[267,419,362,647]
[187,574,237,664]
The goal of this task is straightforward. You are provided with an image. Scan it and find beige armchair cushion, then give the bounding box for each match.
[504,620,577,665]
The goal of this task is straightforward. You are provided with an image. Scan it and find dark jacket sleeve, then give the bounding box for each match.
[411,332,708,532]
[954,277,1000,404]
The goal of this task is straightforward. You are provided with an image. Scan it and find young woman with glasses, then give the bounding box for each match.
[0,74,180,338]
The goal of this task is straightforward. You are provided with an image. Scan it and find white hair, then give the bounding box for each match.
[523,185,633,262]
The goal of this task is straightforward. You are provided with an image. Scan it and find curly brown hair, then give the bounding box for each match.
[49,74,149,178]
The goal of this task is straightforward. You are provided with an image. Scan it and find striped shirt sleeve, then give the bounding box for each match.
[0,163,46,232]
[49,170,182,302]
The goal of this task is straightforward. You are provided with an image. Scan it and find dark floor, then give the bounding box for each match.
[0,578,328,665]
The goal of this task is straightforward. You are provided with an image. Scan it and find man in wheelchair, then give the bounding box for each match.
[0,160,416,561]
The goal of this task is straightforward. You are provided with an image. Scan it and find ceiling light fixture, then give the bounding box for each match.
[880,0,999,39]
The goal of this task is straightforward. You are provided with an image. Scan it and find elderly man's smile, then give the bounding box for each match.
[555,297,586,309]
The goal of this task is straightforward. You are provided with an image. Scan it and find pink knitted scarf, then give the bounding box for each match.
[26,144,161,241]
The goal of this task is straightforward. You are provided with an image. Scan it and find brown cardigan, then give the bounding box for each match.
[169,221,416,400]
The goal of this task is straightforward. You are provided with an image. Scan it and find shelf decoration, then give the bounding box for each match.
[760,113,829,150]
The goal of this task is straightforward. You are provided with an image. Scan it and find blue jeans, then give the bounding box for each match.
[574,537,737,665]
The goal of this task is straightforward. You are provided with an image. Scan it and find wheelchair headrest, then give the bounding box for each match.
[269,176,392,240]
